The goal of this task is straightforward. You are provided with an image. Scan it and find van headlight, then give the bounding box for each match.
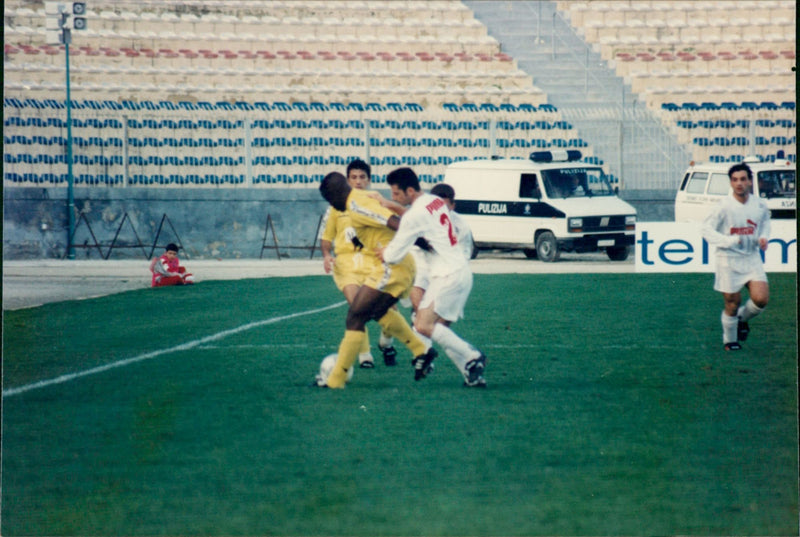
[569,217,583,232]
[625,215,636,230]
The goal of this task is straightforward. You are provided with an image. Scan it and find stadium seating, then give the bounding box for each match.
[3,0,795,187]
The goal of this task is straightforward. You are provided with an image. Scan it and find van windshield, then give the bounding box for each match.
[757,169,795,199]
[542,167,614,198]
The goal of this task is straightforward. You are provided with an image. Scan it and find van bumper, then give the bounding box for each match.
[559,233,634,253]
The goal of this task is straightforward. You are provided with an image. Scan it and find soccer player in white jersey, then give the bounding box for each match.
[701,162,771,351]
[379,168,486,387]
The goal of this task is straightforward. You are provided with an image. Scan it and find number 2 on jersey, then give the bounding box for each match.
[439,213,458,246]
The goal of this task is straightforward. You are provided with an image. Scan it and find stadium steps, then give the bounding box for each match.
[464,0,690,191]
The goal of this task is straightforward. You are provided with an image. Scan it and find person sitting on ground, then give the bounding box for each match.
[150,243,194,287]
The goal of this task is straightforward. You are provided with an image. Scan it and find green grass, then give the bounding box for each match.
[2,274,798,536]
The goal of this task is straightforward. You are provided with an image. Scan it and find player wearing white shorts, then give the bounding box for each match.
[379,168,486,387]
[701,162,771,351]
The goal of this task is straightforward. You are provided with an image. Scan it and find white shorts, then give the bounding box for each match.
[411,248,429,290]
[713,253,768,294]
[419,268,473,322]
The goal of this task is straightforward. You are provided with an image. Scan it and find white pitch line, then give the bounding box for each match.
[2,301,346,398]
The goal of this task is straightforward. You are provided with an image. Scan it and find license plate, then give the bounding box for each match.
[598,239,615,247]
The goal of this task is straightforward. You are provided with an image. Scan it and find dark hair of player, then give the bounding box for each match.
[347,158,371,179]
[728,162,753,180]
[386,167,420,191]
[430,183,455,201]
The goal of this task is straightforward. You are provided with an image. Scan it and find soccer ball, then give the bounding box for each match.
[315,354,354,387]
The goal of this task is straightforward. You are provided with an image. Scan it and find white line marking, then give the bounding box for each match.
[3,301,347,398]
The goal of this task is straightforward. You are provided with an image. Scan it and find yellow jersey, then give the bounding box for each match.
[345,188,398,255]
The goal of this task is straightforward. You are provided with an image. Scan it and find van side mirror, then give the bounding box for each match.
[614,186,619,195]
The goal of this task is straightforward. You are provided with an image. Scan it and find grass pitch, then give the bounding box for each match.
[2,273,798,536]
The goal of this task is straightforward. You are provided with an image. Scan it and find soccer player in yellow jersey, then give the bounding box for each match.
[318,159,397,368]
[317,171,437,388]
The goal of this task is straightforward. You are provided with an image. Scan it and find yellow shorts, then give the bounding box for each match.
[331,252,371,291]
[363,253,416,298]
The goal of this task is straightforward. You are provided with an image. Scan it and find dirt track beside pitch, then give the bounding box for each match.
[3,252,633,310]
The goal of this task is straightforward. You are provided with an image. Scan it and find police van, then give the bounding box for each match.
[443,150,637,262]
[674,155,796,222]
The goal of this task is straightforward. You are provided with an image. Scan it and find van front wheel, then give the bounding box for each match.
[606,246,629,261]
[535,231,560,262]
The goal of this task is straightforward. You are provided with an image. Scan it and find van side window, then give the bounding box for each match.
[519,173,540,198]
[707,173,731,195]
[686,172,708,194]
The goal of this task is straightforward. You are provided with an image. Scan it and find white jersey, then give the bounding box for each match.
[383,192,469,277]
[702,193,771,257]
[449,210,473,261]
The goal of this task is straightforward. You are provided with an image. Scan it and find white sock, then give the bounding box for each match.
[379,331,394,348]
[358,352,373,364]
[721,312,738,344]
[737,299,764,322]
[431,324,480,372]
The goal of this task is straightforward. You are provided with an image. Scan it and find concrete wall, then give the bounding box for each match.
[2,187,674,260]
[3,187,329,260]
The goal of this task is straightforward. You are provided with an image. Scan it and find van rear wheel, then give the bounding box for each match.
[535,231,560,262]
[523,248,538,259]
[606,246,629,261]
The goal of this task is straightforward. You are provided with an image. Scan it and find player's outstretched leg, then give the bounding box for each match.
[327,330,366,388]
[431,324,486,387]
[376,308,436,380]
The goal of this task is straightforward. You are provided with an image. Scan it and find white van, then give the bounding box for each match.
[674,155,796,222]
[443,150,637,262]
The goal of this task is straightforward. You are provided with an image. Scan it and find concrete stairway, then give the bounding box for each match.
[464,0,690,195]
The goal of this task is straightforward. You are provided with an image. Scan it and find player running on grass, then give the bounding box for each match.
[701,162,771,351]
[378,168,486,387]
[318,159,397,368]
[317,171,437,389]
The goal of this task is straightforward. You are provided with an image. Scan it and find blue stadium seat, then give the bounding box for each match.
[310,102,328,112]
[713,137,732,147]
[404,103,423,112]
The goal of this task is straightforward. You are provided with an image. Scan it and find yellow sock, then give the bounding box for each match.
[377,309,427,357]
[328,330,364,388]
[360,331,371,355]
